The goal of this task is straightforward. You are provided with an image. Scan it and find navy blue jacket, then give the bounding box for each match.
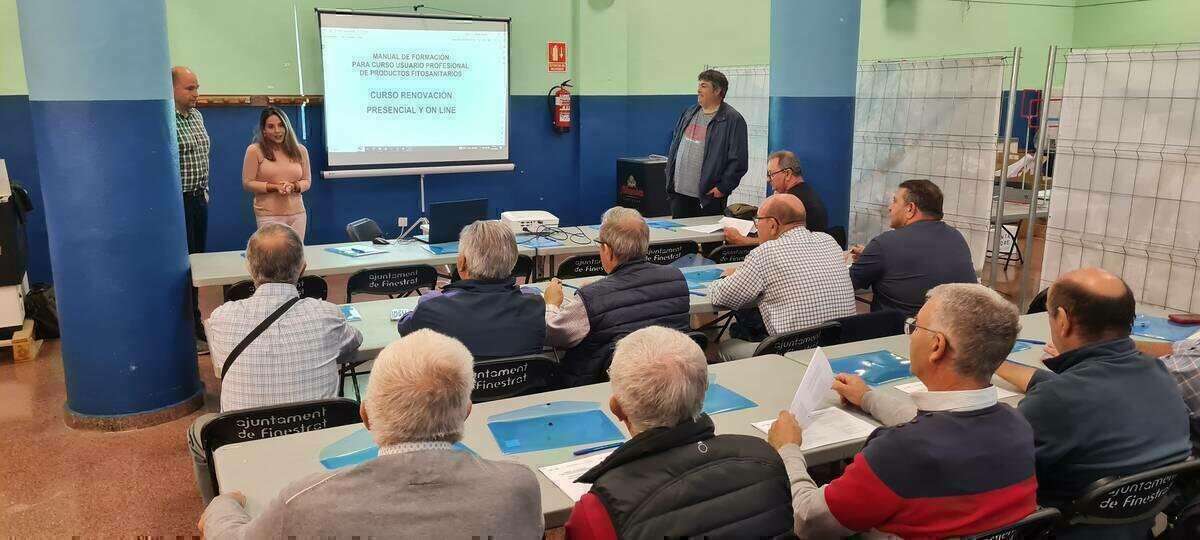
[849,220,977,317]
[665,101,749,205]
[397,278,545,360]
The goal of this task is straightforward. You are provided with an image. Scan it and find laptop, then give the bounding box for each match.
[417,198,489,244]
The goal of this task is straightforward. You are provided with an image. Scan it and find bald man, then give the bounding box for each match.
[174,66,212,349]
[995,268,1190,539]
[709,194,855,361]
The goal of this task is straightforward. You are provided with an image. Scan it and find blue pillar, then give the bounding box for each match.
[17,0,202,428]
[769,0,861,230]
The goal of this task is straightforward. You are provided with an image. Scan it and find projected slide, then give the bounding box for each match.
[319,13,510,167]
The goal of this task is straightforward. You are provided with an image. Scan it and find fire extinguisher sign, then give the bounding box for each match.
[548,42,567,72]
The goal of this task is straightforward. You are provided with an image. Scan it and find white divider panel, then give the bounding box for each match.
[711,65,771,208]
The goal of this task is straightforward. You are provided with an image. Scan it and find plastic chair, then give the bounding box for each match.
[828,225,848,250]
[962,507,1061,540]
[1027,287,1049,314]
[346,218,384,242]
[687,330,709,352]
[829,310,906,345]
[224,276,328,302]
[753,321,842,356]
[345,265,438,303]
[451,254,536,284]
[471,353,560,403]
[199,398,362,493]
[1063,458,1200,530]
[646,241,700,265]
[224,280,256,302]
[705,244,755,264]
[556,254,605,279]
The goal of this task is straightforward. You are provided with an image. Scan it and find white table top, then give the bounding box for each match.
[190,216,726,287]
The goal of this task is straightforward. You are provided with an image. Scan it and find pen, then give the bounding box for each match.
[561,283,581,292]
[1016,338,1046,345]
[689,291,707,297]
[573,441,623,456]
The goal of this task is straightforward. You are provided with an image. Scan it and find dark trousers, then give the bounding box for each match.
[670,193,727,219]
[183,191,207,339]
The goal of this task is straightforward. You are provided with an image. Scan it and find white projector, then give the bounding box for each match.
[501,210,560,234]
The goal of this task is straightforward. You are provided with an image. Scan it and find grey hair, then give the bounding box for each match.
[246,223,305,285]
[926,283,1021,383]
[365,329,475,446]
[598,207,649,263]
[609,326,708,432]
[768,150,803,176]
[459,220,517,281]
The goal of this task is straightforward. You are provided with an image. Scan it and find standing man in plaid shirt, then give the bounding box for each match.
[174,66,211,349]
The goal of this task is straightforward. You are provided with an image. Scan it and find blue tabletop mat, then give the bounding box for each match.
[647,220,683,230]
[325,246,385,257]
[487,402,624,455]
[319,428,474,470]
[703,383,757,415]
[517,236,563,248]
[829,350,912,386]
[425,242,459,255]
[1133,315,1198,342]
[1011,341,1032,354]
[682,268,724,290]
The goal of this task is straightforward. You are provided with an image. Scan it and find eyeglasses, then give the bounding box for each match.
[904,317,950,345]
[752,215,777,225]
[766,168,786,179]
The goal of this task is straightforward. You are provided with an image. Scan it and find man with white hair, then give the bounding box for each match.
[544,207,690,387]
[564,326,793,538]
[767,283,1037,538]
[199,330,544,539]
[188,223,363,504]
[398,220,544,359]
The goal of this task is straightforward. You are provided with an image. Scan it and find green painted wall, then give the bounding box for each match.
[1,0,26,95]
[1073,0,1200,49]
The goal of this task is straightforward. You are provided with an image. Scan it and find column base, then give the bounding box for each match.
[63,389,205,431]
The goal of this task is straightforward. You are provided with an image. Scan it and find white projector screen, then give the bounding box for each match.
[318,11,510,168]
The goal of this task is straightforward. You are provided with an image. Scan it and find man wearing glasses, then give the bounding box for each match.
[725,150,829,245]
[708,194,855,361]
[766,283,1037,538]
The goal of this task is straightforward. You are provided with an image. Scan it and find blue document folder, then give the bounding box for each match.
[424,242,459,255]
[486,401,624,455]
[1010,341,1031,354]
[646,220,683,230]
[703,383,757,415]
[319,427,474,470]
[517,236,563,248]
[829,350,912,386]
[682,268,724,290]
[1133,314,1198,342]
[325,246,385,257]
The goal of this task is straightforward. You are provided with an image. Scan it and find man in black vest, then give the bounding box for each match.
[544,207,690,387]
[564,326,794,538]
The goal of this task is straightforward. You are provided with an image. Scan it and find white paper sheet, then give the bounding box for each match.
[892,381,1019,401]
[681,223,724,234]
[789,346,834,427]
[752,407,877,451]
[538,450,615,502]
[682,217,756,236]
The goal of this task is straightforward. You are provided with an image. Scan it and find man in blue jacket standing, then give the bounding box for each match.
[665,69,749,218]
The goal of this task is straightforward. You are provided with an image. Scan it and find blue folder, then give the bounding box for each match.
[829,350,912,386]
[425,242,459,255]
[517,236,563,248]
[486,401,624,455]
[319,427,474,470]
[682,268,724,290]
[646,220,683,230]
[1010,341,1031,354]
[325,246,385,257]
[1133,314,1198,342]
[703,383,757,415]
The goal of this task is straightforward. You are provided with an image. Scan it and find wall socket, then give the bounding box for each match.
[397,217,408,228]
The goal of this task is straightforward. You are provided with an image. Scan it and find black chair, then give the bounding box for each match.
[346,218,384,242]
[705,244,755,264]
[827,225,848,250]
[346,265,438,302]
[1027,287,1049,314]
[451,254,536,284]
[687,330,709,352]
[199,398,361,493]
[962,507,1061,540]
[829,310,906,345]
[753,321,842,356]
[646,241,700,265]
[472,353,560,403]
[1062,458,1200,531]
[224,276,329,302]
[556,254,605,279]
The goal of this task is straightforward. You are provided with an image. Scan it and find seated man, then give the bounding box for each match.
[190,223,363,503]
[995,268,1191,539]
[724,149,829,243]
[709,193,855,361]
[565,326,793,539]
[199,329,544,539]
[849,179,977,317]
[768,283,1037,538]
[398,220,544,359]
[1137,335,1200,417]
[544,207,690,386]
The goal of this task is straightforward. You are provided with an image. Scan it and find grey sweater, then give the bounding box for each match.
[202,449,544,539]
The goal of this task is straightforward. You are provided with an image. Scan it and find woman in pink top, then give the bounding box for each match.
[242,107,311,241]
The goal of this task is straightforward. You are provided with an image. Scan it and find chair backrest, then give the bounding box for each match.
[297,275,328,300]
[753,321,842,356]
[471,353,559,403]
[511,254,535,283]
[687,330,709,352]
[346,218,384,242]
[556,254,605,279]
[200,398,362,492]
[705,244,756,264]
[1027,287,1049,314]
[646,241,700,265]
[224,280,256,302]
[962,507,1061,540]
[346,265,438,302]
[830,310,906,345]
[828,225,848,250]
[1067,458,1200,526]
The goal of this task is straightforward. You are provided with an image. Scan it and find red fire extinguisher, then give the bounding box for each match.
[548,79,572,133]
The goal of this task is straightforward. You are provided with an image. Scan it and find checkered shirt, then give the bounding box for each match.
[176,108,211,192]
[1162,337,1200,416]
[709,227,857,336]
[209,283,363,412]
